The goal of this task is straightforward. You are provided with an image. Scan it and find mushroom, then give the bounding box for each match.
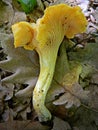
[12,4,87,121]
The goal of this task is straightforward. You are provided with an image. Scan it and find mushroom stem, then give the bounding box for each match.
[33,46,59,121]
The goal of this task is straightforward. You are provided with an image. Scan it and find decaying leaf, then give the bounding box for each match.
[1,83,14,101]
[0,120,50,130]
[12,11,26,24]
[68,42,98,69]
[77,0,89,12]
[0,33,39,120]
[51,0,89,12]
[48,41,89,108]
[72,106,98,130]
[88,85,98,111]
[93,7,98,23]
[2,108,13,121]
[0,33,39,98]
[53,82,89,108]
[0,83,5,114]
[52,117,71,130]
[0,1,14,32]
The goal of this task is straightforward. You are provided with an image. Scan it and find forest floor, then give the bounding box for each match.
[0,0,98,130]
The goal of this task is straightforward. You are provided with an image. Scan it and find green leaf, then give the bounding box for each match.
[18,0,37,13]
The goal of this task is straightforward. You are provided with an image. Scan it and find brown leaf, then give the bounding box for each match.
[0,120,50,130]
[0,33,39,98]
[93,7,98,23]
[0,1,14,30]
[12,11,26,24]
[88,85,98,111]
[52,117,71,130]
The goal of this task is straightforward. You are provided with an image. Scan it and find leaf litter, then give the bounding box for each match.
[0,0,98,129]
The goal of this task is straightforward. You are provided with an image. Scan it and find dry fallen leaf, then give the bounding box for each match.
[0,33,39,98]
[0,1,14,32]
[0,120,50,130]
[52,117,71,130]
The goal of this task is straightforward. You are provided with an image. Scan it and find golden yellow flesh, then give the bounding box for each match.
[12,22,34,48]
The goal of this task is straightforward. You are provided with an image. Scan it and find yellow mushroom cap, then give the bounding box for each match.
[64,6,88,38]
[37,4,87,47]
[12,4,87,50]
[12,22,35,49]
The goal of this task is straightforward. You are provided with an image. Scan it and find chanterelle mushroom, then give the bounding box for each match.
[12,4,87,122]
